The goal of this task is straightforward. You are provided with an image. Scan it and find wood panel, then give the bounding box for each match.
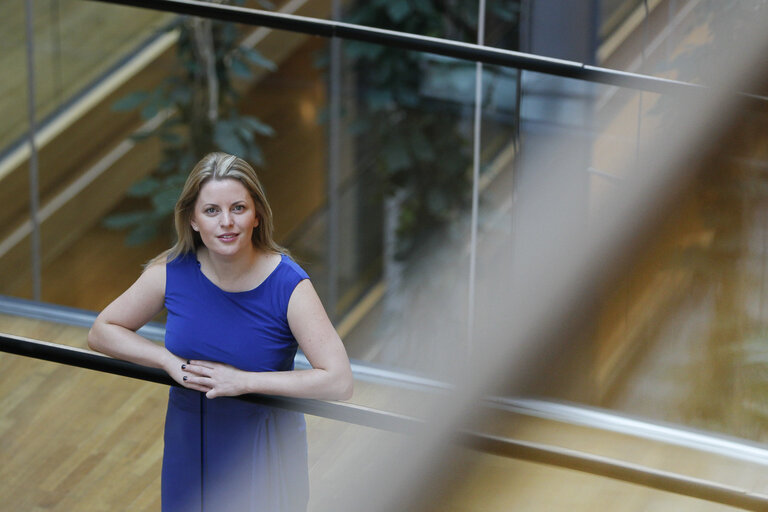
[0,1,171,150]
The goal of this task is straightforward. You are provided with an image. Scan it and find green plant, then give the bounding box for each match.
[342,0,519,257]
[106,0,275,245]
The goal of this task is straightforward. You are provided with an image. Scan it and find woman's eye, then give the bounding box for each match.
[233,205,245,212]
[205,207,217,214]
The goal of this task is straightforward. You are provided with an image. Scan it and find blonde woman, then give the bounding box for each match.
[89,152,353,511]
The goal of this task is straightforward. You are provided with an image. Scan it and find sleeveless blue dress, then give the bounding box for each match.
[161,252,309,512]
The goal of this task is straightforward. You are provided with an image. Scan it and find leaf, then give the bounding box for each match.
[141,98,161,120]
[240,116,274,137]
[410,128,435,161]
[489,2,519,22]
[236,124,254,144]
[127,178,161,198]
[102,211,149,229]
[169,86,192,106]
[386,0,411,22]
[166,173,189,189]
[426,189,449,216]
[365,88,394,110]
[411,0,434,15]
[152,187,181,215]
[230,57,253,79]
[214,122,247,157]
[397,87,421,108]
[345,41,384,61]
[248,145,264,166]
[179,152,197,174]
[348,118,370,135]
[126,222,160,246]
[112,91,149,112]
[240,47,276,71]
[157,158,178,174]
[160,131,185,146]
[382,141,412,172]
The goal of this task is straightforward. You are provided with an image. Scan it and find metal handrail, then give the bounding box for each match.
[86,0,766,101]
[3,331,768,510]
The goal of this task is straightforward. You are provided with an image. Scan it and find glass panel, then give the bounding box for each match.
[0,1,34,300]
[343,1,478,43]
[2,2,768,509]
[485,0,522,50]
[501,1,768,449]
[331,38,476,377]
[600,0,644,43]
[0,1,172,153]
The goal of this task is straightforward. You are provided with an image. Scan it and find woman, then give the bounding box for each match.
[88,152,353,511]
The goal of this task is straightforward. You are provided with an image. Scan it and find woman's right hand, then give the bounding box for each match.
[163,352,213,394]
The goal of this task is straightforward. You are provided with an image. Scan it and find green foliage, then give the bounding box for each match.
[344,0,493,257]
[106,2,275,246]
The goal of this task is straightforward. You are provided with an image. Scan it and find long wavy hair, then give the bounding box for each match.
[148,152,286,267]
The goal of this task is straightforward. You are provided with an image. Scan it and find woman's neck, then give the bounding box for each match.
[199,246,262,286]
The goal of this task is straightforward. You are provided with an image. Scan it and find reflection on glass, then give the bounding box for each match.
[0,1,172,152]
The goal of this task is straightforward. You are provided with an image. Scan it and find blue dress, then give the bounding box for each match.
[161,252,309,512]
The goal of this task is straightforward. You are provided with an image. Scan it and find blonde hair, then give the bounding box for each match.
[147,152,286,267]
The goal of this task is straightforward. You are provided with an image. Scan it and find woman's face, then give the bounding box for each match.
[190,178,259,257]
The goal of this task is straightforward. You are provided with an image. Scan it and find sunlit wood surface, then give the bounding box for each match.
[0,1,171,151]
[2,313,767,511]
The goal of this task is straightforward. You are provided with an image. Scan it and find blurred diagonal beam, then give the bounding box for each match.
[85,0,764,99]
[3,331,768,510]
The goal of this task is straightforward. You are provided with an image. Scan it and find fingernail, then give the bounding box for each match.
[181,364,186,370]
[183,376,188,381]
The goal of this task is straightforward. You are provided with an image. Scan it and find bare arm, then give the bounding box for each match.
[184,279,354,401]
[87,264,188,386]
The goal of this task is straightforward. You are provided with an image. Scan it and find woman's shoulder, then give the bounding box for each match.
[277,253,309,281]
[136,258,167,294]
[165,251,198,269]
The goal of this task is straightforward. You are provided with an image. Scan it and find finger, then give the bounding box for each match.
[189,360,217,369]
[182,374,213,387]
[181,380,211,393]
[182,364,213,377]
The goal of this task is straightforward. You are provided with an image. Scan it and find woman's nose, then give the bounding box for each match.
[221,211,233,226]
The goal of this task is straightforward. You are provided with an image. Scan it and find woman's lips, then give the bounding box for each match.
[217,233,238,242]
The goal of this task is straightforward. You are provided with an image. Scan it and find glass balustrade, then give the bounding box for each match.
[1,0,768,509]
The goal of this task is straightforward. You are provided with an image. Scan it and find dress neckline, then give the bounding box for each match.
[194,252,285,294]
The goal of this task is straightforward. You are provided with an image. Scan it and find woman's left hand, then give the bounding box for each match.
[181,360,247,399]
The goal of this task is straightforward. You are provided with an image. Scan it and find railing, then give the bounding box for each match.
[84,0,706,97]
[2,330,768,510]
[87,0,768,104]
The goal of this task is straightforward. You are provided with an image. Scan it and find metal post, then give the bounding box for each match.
[24,0,42,302]
[467,0,487,356]
[636,0,650,161]
[327,0,341,323]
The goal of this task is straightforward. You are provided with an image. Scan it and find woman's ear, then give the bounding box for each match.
[191,220,199,232]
